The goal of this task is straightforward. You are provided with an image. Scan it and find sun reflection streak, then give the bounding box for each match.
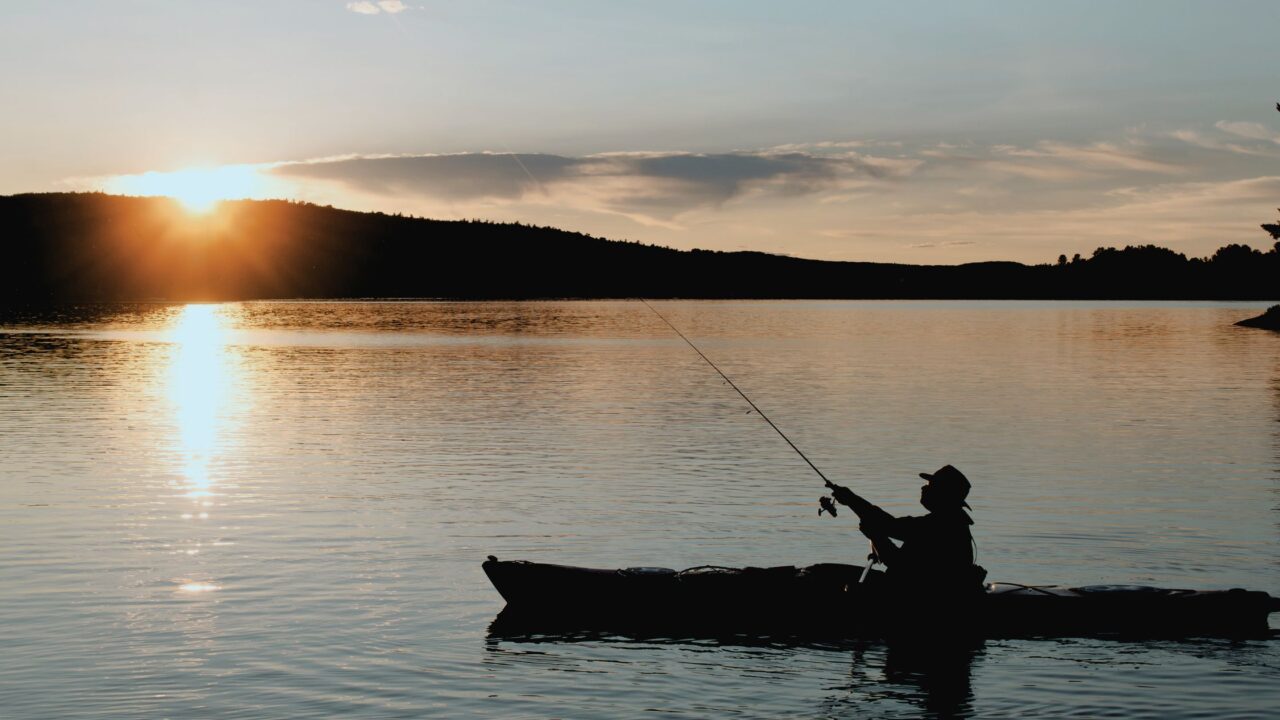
[178,581,222,594]
[166,304,235,498]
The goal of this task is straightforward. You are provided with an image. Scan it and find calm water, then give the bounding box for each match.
[2,300,1278,718]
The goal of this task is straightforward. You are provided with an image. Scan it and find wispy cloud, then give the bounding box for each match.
[1168,121,1280,158]
[269,150,915,222]
[866,175,1280,258]
[907,240,977,249]
[346,1,409,15]
[1023,142,1184,174]
[916,139,1187,187]
[1214,121,1280,143]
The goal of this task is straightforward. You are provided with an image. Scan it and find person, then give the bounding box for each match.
[828,465,984,594]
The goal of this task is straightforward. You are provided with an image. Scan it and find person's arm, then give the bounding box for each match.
[876,514,923,542]
[829,484,896,528]
[860,526,900,567]
[858,516,925,568]
[830,485,901,566]
[829,485,924,569]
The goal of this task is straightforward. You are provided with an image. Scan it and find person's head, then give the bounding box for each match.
[919,465,971,512]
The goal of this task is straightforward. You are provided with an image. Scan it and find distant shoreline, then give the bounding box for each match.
[4,192,1278,303]
[4,297,1279,306]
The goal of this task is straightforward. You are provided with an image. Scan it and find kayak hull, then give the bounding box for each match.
[482,558,1279,638]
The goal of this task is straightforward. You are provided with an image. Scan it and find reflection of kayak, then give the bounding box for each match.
[482,557,1280,638]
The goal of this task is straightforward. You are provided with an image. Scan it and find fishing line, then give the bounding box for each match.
[640,299,834,488]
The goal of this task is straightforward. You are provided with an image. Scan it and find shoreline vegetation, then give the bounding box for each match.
[1235,305,1280,331]
[3,192,1279,303]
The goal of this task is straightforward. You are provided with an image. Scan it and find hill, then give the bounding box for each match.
[2,192,1277,301]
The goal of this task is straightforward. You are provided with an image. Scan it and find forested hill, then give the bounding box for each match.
[3,192,1278,302]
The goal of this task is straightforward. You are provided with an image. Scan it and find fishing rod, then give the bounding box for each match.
[640,299,837,492]
[643,299,881,576]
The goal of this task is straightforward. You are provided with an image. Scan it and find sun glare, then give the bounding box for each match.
[166,304,235,495]
[107,164,270,213]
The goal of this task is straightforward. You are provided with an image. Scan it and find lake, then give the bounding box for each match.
[2,300,1278,718]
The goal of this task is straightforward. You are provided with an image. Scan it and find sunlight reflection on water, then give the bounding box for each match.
[161,304,246,599]
[167,304,235,497]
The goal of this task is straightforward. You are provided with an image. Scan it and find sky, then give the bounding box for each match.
[2,0,1278,263]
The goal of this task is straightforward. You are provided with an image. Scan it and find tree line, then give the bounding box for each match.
[2,192,1277,303]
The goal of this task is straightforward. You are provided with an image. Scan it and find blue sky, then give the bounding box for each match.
[2,1,1278,262]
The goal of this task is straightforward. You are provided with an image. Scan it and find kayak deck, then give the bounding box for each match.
[482,557,1279,639]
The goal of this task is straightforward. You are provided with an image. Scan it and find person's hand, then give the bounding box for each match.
[831,484,857,507]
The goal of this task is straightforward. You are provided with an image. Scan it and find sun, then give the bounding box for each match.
[106,164,267,213]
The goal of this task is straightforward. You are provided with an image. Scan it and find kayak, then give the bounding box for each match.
[482,557,1280,638]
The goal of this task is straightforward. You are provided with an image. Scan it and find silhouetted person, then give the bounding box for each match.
[829,465,984,596]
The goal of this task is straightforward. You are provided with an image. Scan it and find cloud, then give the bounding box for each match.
[908,240,977,249]
[79,124,1280,264]
[346,1,409,15]
[1168,122,1280,158]
[1103,175,1280,207]
[275,153,577,199]
[1004,141,1184,174]
[269,150,912,221]
[1214,121,1279,142]
[873,175,1280,259]
[917,139,1186,188]
[767,139,904,152]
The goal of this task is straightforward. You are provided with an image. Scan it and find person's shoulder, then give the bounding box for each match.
[918,510,973,527]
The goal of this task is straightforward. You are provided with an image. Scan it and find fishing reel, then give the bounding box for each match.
[818,495,838,517]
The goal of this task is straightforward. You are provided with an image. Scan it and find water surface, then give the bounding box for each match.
[2,300,1278,718]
